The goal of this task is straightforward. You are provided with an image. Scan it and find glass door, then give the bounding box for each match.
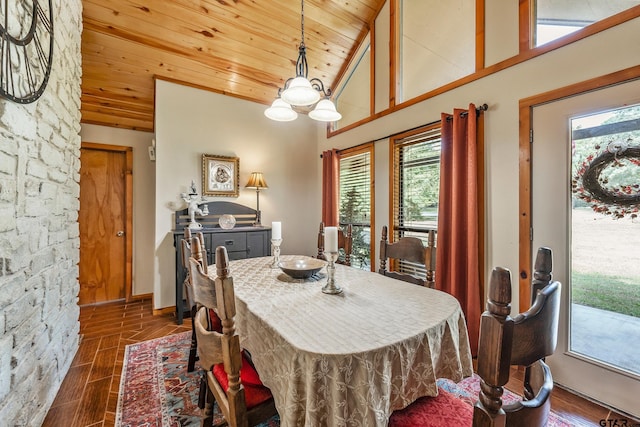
[531,79,640,419]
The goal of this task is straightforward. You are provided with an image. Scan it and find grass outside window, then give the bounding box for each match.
[572,271,640,318]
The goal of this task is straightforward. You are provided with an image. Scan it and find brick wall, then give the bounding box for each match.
[0,1,83,425]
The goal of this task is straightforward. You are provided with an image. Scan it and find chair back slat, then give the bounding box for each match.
[193,306,223,371]
[379,225,430,287]
[510,281,561,366]
[189,257,217,310]
[512,246,561,366]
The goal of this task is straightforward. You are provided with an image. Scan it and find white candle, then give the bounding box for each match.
[325,226,338,253]
[272,221,282,240]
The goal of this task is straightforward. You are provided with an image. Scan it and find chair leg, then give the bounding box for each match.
[200,375,218,427]
[188,308,198,372]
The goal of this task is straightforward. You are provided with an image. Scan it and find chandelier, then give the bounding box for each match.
[264,0,342,123]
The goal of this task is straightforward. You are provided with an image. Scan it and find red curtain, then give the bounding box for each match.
[436,104,482,357]
[321,149,340,226]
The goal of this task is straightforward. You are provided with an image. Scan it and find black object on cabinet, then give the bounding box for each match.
[173,201,271,324]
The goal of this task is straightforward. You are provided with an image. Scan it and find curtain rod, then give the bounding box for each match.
[320,103,489,157]
[446,103,488,121]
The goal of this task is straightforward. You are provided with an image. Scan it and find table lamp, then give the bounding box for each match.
[245,172,268,226]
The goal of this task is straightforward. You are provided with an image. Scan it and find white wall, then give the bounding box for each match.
[154,80,320,309]
[319,15,640,309]
[80,124,156,296]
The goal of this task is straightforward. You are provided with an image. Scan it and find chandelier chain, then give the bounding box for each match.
[300,0,305,45]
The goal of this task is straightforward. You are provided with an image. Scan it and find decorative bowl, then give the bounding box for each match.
[219,214,236,229]
[278,258,326,279]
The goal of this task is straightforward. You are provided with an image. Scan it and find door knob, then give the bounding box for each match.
[116,231,125,237]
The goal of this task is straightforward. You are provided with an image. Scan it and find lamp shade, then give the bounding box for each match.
[281,76,321,106]
[245,172,268,189]
[308,98,342,122]
[264,98,298,122]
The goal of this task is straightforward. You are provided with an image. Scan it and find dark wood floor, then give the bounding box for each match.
[42,298,190,427]
[42,298,638,427]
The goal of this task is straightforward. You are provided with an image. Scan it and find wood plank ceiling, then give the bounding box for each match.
[81,0,385,132]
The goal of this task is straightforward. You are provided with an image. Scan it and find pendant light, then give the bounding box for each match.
[264,0,341,123]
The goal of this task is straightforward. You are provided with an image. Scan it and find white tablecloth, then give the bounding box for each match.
[219,255,473,427]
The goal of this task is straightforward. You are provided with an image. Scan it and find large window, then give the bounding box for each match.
[339,144,374,270]
[399,0,475,102]
[334,40,371,130]
[534,0,640,47]
[391,124,441,276]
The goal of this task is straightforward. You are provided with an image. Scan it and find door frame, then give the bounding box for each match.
[518,64,640,313]
[80,142,134,301]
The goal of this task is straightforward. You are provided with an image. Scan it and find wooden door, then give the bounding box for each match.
[79,143,133,305]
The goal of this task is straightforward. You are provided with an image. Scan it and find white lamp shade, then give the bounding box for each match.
[281,76,321,106]
[264,98,298,121]
[308,98,342,122]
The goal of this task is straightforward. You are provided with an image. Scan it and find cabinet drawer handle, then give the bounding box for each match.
[225,240,234,246]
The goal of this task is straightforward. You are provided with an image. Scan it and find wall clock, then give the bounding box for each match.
[0,0,54,103]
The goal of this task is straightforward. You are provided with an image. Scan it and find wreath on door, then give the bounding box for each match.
[572,139,640,219]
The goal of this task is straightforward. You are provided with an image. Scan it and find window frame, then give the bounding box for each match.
[327,2,640,139]
[390,123,441,240]
[388,116,485,285]
[338,143,375,271]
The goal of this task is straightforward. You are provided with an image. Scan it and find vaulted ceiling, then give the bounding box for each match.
[81,0,385,132]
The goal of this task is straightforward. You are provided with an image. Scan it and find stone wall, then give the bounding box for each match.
[0,1,83,425]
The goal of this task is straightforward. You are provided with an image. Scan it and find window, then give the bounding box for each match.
[534,0,640,47]
[399,0,475,102]
[339,144,374,270]
[334,36,371,130]
[391,124,441,277]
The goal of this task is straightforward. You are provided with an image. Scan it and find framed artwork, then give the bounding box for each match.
[202,154,239,197]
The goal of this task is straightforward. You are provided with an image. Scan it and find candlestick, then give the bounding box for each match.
[322,251,342,294]
[324,226,338,253]
[272,221,282,240]
[270,238,282,268]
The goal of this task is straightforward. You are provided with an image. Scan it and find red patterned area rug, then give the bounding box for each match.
[115,331,279,427]
[117,332,572,426]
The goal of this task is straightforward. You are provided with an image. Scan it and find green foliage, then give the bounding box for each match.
[339,187,371,269]
[400,142,440,223]
[572,271,640,318]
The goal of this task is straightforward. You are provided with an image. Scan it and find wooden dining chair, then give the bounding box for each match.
[317,222,353,266]
[183,230,207,372]
[389,247,561,427]
[379,225,435,287]
[192,246,278,427]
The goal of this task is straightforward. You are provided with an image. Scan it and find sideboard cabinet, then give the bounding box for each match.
[173,201,271,324]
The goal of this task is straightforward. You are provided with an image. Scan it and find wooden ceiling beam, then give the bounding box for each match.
[81,110,153,132]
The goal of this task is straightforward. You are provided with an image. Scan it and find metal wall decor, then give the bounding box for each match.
[0,0,54,103]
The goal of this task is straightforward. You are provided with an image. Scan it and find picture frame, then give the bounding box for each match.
[202,154,239,197]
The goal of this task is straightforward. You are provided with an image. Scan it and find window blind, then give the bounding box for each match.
[339,149,372,269]
[392,125,441,278]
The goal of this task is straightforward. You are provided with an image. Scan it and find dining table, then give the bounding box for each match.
[212,254,474,427]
